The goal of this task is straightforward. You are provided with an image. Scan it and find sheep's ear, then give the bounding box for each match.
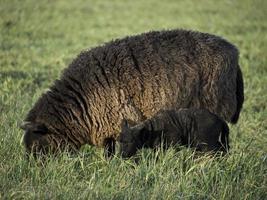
[121,119,129,131]
[20,121,48,134]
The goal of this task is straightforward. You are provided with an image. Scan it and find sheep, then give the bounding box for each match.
[20,29,243,158]
[118,108,230,158]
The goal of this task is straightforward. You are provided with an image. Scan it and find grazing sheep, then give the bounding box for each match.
[20,29,243,157]
[118,108,230,158]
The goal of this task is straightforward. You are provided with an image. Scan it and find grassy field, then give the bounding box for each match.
[1,0,267,199]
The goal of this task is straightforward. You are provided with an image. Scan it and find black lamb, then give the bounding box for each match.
[118,108,230,158]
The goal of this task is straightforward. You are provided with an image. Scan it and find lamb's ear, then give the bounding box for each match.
[121,119,130,131]
[20,121,48,134]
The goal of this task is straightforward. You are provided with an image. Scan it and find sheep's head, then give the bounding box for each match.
[118,119,147,158]
[20,121,63,158]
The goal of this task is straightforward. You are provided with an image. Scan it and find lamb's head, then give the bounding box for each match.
[118,119,147,158]
[195,127,230,154]
[20,121,66,157]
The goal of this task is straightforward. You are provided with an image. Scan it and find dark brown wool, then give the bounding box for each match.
[21,29,244,155]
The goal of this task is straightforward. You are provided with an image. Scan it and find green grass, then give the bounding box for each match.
[1,0,266,199]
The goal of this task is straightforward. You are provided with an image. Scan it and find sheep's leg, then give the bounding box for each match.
[103,138,115,160]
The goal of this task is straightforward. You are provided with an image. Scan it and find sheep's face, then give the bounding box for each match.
[20,122,56,157]
[118,120,144,158]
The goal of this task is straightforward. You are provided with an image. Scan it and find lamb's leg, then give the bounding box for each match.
[103,138,115,160]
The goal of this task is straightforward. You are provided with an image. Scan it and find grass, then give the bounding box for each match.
[0,0,266,199]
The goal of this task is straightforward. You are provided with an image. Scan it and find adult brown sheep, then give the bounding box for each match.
[20,29,244,158]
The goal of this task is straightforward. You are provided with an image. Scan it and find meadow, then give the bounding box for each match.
[0,0,266,199]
